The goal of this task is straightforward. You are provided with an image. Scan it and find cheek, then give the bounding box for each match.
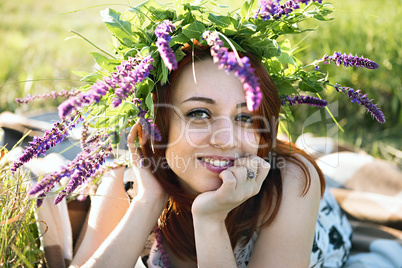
[167,116,183,146]
[243,130,261,153]
[168,119,211,149]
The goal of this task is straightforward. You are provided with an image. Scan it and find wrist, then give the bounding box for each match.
[192,214,227,229]
[132,194,167,212]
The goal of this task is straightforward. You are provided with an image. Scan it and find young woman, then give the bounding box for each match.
[70,48,352,268]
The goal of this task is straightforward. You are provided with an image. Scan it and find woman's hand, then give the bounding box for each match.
[191,155,270,223]
[127,122,167,204]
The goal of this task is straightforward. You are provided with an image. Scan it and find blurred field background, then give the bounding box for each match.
[1,0,400,157]
[0,0,401,266]
[287,0,402,167]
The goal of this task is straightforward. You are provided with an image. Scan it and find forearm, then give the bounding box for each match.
[73,197,165,268]
[71,167,130,265]
[193,217,237,268]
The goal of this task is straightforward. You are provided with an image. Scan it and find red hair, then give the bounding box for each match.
[141,45,325,261]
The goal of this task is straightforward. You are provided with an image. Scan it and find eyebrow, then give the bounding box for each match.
[181,97,247,109]
[181,96,215,104]
[236,102,247,108]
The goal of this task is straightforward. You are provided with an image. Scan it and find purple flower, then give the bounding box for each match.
[28,133,112,206]
[321,52,379,69]
[80,122,89,150]
[281,95,328,107]
[334,84,385,123]
[139,117,162,142]
[58,56,154,118]
[36,193,46,208]
[255,0,322,20]
[254,1,279,20]
[155,20,177,71]
[11,114,81,173]
[58,91,99,119]
[203,31,262,111]
[75,161,124,201]
[15,89,79,105]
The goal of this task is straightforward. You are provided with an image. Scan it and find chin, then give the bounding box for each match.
[181,177,223,195]
[195,180,223,194]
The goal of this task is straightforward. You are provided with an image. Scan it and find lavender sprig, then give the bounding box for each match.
[155,20,177,71]
[255,0,323,21]
[75,160,125,201]
[202,31,262,111]
[11,113,81,173]
[334,84,385,123]
[134,105,162,142]
[80,121,89,150]
[15,89,79,105]
[58,56,154,119]
[28,133,112,206]
[321,52,379,69]
[281,95,328,107]
[139,117,162,142]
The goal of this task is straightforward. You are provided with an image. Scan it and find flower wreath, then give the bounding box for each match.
[12,0,384,206]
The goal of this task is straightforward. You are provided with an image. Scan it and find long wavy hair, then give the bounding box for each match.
[141,45,325,261]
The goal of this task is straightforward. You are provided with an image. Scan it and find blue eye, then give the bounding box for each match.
[185,109,210,119]
[236,114,253,124]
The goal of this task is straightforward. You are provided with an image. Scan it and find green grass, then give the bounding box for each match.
[0,149,44,267]
[285,0,402,165]
[0,0,134,113]
[1,0,399,158]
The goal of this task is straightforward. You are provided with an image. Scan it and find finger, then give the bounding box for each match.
[233,156,258,180]
[223,165,248,188]
[250,156,270,182]
[218,169,238,194]
[127,121,147,147]
[127,122,145,167]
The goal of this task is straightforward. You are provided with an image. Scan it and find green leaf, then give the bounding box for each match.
[263,58,282,73]
[92,116,109,129]
[170,33,191,45]
[248,38,280,58]
[145,93,154,115]
[119,101,139,116]
[277,52,296,66]
[136,77,155,98]
[239,0,258,19]
[72,71,90,78]
[175,49,187,62]
[111,130,120,145]
[208,13,231,28]
[89,52,121,72]
[275,80,298,95]
[278,39,292,53]
[281,105,295,122]
[238,23,257,35]
[101,8,136,47]
[81,73,104,83]
[207,14,237,35]
[299,81,317,92]
[182,21,206,40]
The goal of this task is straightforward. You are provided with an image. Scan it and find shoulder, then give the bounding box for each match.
[279,153,321,197]
[247,154,321,267]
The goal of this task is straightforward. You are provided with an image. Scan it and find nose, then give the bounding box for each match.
[209,116,237,149]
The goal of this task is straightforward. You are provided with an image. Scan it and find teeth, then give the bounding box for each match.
[202,158,230,167]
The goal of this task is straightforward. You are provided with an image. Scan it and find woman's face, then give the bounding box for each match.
[165,58,261,194]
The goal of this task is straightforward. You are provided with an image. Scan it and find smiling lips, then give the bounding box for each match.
[198,157,234,173]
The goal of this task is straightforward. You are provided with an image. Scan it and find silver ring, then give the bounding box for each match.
[246,169,257,180]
